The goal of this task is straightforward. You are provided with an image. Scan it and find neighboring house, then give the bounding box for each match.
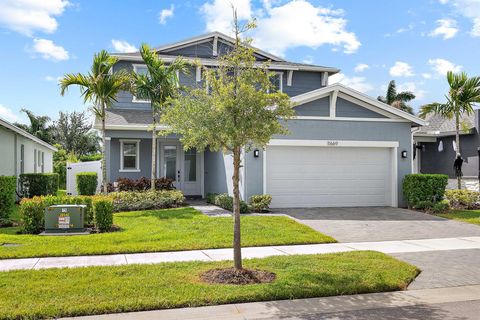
[97,32,425,208]
[0,117,57,180]
[413,110,480,178]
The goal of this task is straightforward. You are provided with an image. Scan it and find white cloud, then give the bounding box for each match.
[439,0,480,37]
[422,73,432,79]
[159,4,175,25]
[111,39,137,53]
[354,63,369,73]
[329,73,374,93]
[0,0,69,36]
[397,82,426,100]
[302,56,314,64]
[428,58,463,75]
[44,75,62,82]
[0,104,19,122]
[389,61,414,77]
[31,38,69,61]
[429,19,458,39]
[201,0,360,56]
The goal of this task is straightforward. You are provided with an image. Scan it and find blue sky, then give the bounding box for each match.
[0,0,479,124]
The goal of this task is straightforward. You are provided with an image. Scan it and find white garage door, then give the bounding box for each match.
[266,146,394,208]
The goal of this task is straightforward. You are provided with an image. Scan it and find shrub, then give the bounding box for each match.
[19,173,59,198]
[249,194,272,212]
[93,197,114,232]
[0,176,16,220]
[213,193,249,213]
[430,199,450,214]
[109,190,185,212]
[76,172,98,195]
[403,174,448,208]
[115,177,175,192]
[206,193,218,204]
[20,195,95,234]
[79,154,102,162]
[444,189,480,209]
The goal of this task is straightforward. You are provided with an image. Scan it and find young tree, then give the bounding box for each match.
[15,108,54,144]
[130,44,187,190]
[377,80,416,114]
[60,51,129,193]
[420,71,480,189]
[160,13,293,271]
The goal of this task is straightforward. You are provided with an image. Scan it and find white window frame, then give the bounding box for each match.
[41,151,45,173]
[268,72,283,93]
[20,144,25,174]
[34,148,37,173]
[120,139,141,172]
[132,64,151,103]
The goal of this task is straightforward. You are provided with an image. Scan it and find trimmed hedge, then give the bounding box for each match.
[403,174,448,208]
[76,172,98,195]
[445,189,480,209]
[110,190,184,212]
[20,195,95,234]
[19,173,59,198]
[79,154,102,162]
[249,194,272,212]
[0,176,16,220]
[93,197,114,232]
[206,193,249,213]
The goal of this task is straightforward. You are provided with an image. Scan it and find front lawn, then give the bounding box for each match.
[438,210,480,226]
[0,251,419,319]
[0,207,335,259]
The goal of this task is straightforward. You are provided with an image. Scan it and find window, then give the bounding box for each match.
[163,145,177,181]
[120,140,140,171]
[132,64,150,103]
[268,72,283,93]
[20,144,25,174]
[184,148,197,182]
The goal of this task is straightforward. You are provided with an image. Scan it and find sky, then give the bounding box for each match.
[0,0,479,124]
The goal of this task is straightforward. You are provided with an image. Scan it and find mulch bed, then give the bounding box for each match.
[200,267,276,285]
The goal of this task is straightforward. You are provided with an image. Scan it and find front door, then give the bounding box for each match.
[159,141,203,196]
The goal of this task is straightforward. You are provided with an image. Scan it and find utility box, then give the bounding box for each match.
[44,205,87,234]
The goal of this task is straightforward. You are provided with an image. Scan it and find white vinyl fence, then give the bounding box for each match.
[66,161,103,196]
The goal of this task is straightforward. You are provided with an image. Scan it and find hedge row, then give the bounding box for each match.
[76,172,98,195]
[403,174,449,209]
[19,173,59,198]
[110,190,184,212]
[0,176,16,220]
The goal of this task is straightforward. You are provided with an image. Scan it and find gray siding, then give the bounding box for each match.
[335,97,387,118]
[245,120,413,207]
[283,71,323,97]
[165,40,215,58]
[295,97,330,117]
[420,133,479,178]
[109,138,152,181]
[204,150,229,195]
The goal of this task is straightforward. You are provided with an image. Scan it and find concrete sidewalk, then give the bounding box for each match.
[63,284,480,320]
[2,236,480,272]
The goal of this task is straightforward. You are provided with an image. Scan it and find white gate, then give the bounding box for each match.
[66,161,103,196]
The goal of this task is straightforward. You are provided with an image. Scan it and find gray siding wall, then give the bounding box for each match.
[336,97,387,118]
[295,97,330,116]
[166,40,215,58]
[109,138,152,181]
[283,71,323,97]
[245,120,413,207]
[204,150,229,195]
[420,133,479,178]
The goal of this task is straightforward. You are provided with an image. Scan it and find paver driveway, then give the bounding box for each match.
[275,207,480,242]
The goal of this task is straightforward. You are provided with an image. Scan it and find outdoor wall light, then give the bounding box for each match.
[401,150,408,158]
[253,149,260,158]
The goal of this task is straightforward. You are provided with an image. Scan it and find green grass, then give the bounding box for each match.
[0,207,335,259]
[0,251,419,319]
[439,210,480,226]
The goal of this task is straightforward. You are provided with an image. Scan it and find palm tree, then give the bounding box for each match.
[60,50,129,194]
[15,108,54,144]
[130,44,187,190]
[378,80,416,114]
[420,71,480,189]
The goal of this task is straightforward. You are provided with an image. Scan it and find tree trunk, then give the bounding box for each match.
[151,121,157,190]
[101,106,107,194]
[232,146,242,270]
[455,113,462,190]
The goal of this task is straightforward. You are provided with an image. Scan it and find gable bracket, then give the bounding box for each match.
[287,70,293,86]
[213,36,218,56]
[330,90,338,118]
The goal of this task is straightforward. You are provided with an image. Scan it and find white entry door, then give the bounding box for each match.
[265,146,395,208]
[159,141,203,196]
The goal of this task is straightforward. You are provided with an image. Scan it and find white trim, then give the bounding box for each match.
[212,35,218,56]
[391,147,398,207]
[120,139,140,172]
[268,139,399,148]
[292,116,410,122]
[289,83,426,126]
[95,124,169,131]
[262,147,267,194]
[195,66,201,82]
[0,117,57,151]
[132,64,151,103]
[105,137,111,141]
[287,70,293,86]
[330,90,338,118]
[321,71,328,86]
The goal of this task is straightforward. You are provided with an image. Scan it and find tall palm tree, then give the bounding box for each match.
[130,44,187,190]
[60,50,129,194]
[420,71,480,189]
[378,80,416,114]
[15,108,54,144]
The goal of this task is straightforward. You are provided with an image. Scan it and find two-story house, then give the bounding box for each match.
[97,32,425,208]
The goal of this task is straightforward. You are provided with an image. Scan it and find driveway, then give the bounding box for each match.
[274,207,480,242]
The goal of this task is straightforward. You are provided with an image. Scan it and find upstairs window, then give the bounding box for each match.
[269,72,283,93]
[120,140,140,172]
[132,64,151,103]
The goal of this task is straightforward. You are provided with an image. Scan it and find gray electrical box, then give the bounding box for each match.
[44,205,87,234]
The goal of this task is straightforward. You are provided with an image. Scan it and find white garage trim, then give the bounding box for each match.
[263,140,398,207]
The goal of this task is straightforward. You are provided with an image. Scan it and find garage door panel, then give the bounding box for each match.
[266,146,393,208]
